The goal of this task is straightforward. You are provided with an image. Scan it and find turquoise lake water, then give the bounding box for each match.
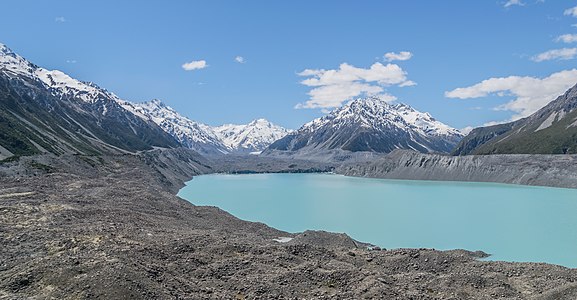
[178,173,577,268]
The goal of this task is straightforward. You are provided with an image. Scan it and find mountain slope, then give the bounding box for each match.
[0,43,179,158]
[214,119,291,153]
[121,100,229,155]
[453,83,577,155]
[266,97,463,154]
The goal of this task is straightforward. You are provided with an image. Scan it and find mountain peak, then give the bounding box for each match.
[0,43,37,77]
[214,119,292,153]
[337,97,404,122]
[248,118,273,126]
[346,96,391,109]
[0,43,27,65]
[268,98,462,154]
[0,43,12,55]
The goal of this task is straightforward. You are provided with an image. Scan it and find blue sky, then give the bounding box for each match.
[2,1,577,131]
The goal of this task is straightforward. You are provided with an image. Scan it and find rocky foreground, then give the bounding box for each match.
[1,150,577,299]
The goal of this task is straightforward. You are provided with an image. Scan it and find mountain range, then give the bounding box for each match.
[0,43,289,158]
[16,41,577,160]
[123,99,291,155]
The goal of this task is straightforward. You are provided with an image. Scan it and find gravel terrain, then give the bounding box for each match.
[1,150,577,299]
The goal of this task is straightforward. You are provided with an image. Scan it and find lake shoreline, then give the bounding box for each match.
[203,150,577,190]
[193,170,577,191]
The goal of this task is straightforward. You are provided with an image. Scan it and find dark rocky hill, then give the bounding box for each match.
[453,83,577,155]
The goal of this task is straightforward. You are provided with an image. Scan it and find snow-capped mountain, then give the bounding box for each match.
[0,43,179,156]
[214,119,292,153]
[123,100,229,155]
[1,44,122,105]
[125,99,292,155]
[0,42,293,157]
[266,97,463,154]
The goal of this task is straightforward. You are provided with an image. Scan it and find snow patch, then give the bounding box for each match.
[567,118,577,128]
[273,237,293,243]
[535,112,558,132]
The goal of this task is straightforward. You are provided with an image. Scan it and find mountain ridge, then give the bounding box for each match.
[121,99,230,155]
[453,83,577,155]
[125,99,292,155]
[0,43,180,157]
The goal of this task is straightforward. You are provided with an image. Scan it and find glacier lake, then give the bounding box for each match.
[178,173,577,268]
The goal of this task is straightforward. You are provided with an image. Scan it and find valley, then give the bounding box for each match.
[2,38,577,300]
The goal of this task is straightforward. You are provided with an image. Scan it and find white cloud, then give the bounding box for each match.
[295,62,415,109]
[482,120,506,126]
[234,56,245,64]
[556,34,577,43]
[445,69,577,122]
[504,0,524,7]
[182,60,208,71]
[66,60,77,64]
[460,126,475,135]
[384,51,413,62]
[564,6,577,17]
[55,17,66,22]
[531,48,577,62]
